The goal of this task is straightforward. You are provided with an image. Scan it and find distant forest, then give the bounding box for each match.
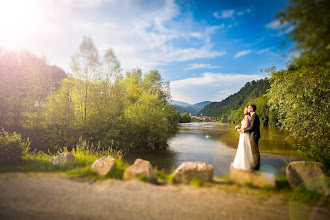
[198,79,278,126]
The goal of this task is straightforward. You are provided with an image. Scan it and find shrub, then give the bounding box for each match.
[0,129,29,164]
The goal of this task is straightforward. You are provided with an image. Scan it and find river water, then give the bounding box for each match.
[125,122,305,177]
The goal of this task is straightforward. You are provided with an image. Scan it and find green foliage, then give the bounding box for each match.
[0,129,30,164]
[276,0,330,67]
[199,79,276,126]
[0,48,66,130]
[199,79,270,119]
[0,38,179,152]
[125,90,179,150]
[136,173,148,181]
[274,175,291,190]
[268,66,330,167]
[179,112,191,123]
[266,0,330,167]
[2,137,129,180]
[154,166,174,181]
[296,145,330,167]
[290,180,328,205]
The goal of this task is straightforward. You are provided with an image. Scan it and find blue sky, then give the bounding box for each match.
[0,0,293,104]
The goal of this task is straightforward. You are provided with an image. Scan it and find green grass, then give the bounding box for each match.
[190,177,203,188]
[214,174,329,206]
[153,166,175,181]
[136,173,147,181]
[0,139,130,181]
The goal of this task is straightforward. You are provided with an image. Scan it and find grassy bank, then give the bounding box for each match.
[0,138,327,208]
[0,137,175,183]
[0,138,130,180]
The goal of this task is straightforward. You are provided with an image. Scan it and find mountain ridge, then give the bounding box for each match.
[170,100,211,115]
[198,79,270,117]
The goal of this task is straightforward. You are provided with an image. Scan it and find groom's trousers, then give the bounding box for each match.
[251,139,260,170]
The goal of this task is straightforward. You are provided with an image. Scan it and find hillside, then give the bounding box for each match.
[173,105,198,115]
[198,79,270,118]
[170,100,211,115]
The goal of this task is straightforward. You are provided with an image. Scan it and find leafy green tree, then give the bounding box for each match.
[268,0,330,166]
[277,0,330,67]
[0,38,179,152]
[125,92,179,150]
[268,66,330,166]
[0,48,66,131]
[180,112,191,123]
[43,38,179,151]
[70,36,101,121]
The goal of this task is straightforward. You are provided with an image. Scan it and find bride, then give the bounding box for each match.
[232,106,257,170]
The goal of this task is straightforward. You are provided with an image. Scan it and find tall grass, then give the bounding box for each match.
[1,137,130,180]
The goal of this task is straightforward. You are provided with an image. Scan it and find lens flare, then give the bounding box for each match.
[259,164,277,180]
[289,176,330,220]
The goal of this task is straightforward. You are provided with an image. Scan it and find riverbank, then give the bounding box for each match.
[0,172,328,220]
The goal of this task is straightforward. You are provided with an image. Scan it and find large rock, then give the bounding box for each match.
[286,161,329,194]
[123,158,158,183]
[172,161,214,184]
[230,163,276,188]
[91,156,116,176]
[51,153,75,165]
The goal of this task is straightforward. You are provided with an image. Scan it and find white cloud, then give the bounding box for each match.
[265,20,292,37]
[234,50,252,58]
[265,20,282,30]
[0,0,225,73]
[213,10,235,19]
[237,8,251,16]
[265,19,289,30]
[185,63,223,70]
[257,47,273,54]
[170,72,263,103]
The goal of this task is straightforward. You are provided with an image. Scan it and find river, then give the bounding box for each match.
[124,122,305,177]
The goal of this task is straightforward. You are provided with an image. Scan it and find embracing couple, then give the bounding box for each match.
[233,104,260,171]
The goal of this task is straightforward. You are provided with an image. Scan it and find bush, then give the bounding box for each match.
[0,129,29,164]
[180,112,191,123]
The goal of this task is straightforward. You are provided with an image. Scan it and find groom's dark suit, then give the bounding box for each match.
[243,112,260,170]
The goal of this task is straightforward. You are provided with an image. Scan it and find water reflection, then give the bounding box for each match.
[124,122,303,177]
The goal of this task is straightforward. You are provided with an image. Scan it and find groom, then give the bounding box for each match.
[243,104,260,170]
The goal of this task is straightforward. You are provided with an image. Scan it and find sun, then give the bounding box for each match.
[0,0,45,49]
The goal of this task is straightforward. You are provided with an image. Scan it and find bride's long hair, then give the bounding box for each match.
[242,106,249,121]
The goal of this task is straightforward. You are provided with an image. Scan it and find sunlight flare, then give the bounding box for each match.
[0,0,47,49]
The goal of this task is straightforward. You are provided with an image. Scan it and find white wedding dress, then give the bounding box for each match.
[232,117,256,171]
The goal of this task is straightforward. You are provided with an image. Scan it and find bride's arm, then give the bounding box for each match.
[237,116,249,133]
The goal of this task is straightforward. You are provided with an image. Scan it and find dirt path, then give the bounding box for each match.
[0,173,328,220]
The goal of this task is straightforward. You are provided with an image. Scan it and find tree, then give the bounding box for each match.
[277,0,330,67]
[268,0,330,166]
[44,38,179,151]
[0,48,66,131]
[268,66,330,166]
[180,112,191,123]
[70,36,101,121]
[125,92,179,150]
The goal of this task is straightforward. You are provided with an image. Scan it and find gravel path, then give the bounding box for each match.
[0,173,328,220]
